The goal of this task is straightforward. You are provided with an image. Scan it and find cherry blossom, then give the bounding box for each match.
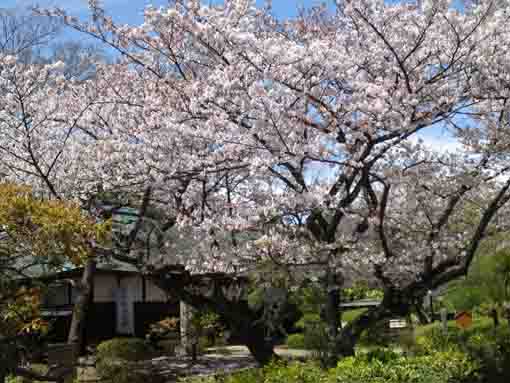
[6,0,509,359]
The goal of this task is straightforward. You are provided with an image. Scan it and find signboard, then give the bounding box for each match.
[114,287,134,334]
[389,319,407,329]
[41,310,73,317]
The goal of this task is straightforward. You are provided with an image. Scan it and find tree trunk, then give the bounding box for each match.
[336,305,387,357]
[67,258,96,356]
[241,326,278,365]
[324,271,342,367]
[491,307,499,327]
[414,303,431,325]
[147,266,279,365]
[222,301,279,365]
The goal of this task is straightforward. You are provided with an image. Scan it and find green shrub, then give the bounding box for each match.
[364,348,401,363]
[359,318,393,347]
[285,333,306,349]
[5,364,75,383]
[414,318,510,382]
[331,351,478,383]
[463,326,510,382]
[1,342,18,382]
[295,313,320,330]
[263,360,325,383]
[293,313,330,362]
[191,310,226,348]
[183,353,477,383]
[181,368,264,383]
[302,319,330,365]
[95,362,150,383]
[343,283,383,302]
[96,338,155,361]
[341,308,367,324]
[96,338,160,383]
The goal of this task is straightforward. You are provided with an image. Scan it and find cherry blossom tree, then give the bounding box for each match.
[9,0,510,363]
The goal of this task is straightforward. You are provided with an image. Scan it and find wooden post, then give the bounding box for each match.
[179,301,197,356]
[440,308,448,335]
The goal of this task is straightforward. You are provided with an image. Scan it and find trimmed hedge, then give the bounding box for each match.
[96,337,155,361]
[96,338,160,383]
[182,349,478,383]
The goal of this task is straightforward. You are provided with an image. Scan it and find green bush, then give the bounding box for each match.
[364,348,401,363]
[95,362,150,383]
[285,333,306,349]
[295,313,320,330]
[462,326,510,382]
[1,342,18,382]
[96,338,155,361]
[303,319,330,365]
[359,319,393,347]
[181,368,264,383]
[263,360,325,383]
[414,318,510,382]
[331,351,478,383]
[96,338,159,383]
[343,282,383,302]
[293,313,330,362]
[5,364,75,383]
[191,310,227,348]
[183,352,477,383]
[341,308,367,324]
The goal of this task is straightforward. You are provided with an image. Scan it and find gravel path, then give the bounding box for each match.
[143,346,312,381]
[149,354,258,381]
[77,346,312,382]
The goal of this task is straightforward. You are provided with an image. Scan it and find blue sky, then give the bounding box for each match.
[3,0,338,22]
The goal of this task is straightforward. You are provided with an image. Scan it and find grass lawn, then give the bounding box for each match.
[342,308,367,324]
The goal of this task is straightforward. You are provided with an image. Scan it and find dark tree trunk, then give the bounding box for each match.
[336,305,387,357]
[148,265,279,365]
[67,258,96,356]
[216,300,279,365]
[414,303,431,325]
[240,326,278,365]
[491,308,499,327]
[324,271,342,367]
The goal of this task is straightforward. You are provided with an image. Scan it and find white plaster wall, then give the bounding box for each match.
[93,275,118,302]
[145,280,168,302]
[119,276,143,302]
